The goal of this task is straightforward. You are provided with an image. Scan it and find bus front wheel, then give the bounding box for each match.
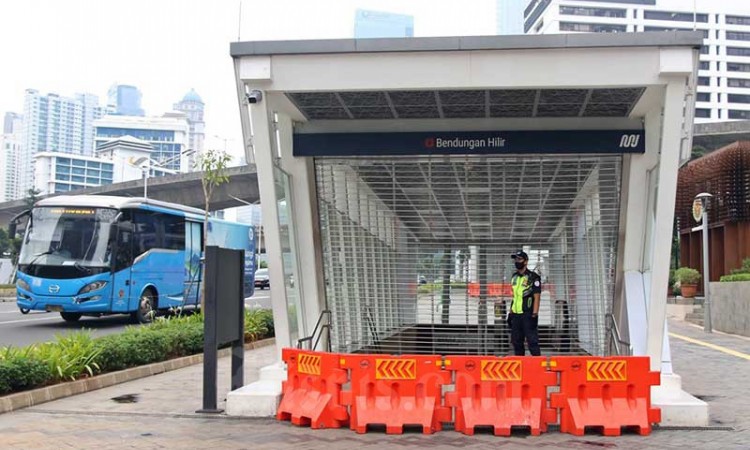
[132,290,156,324]
[60,312,82,322]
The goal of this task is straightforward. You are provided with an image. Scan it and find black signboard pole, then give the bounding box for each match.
[198,246,220,413]
[197,246,245,414]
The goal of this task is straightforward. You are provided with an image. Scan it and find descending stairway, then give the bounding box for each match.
[683,297,705,327]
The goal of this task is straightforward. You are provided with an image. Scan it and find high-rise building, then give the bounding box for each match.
[523,0,750,122]
[0,134,21,202]
[107,84,145,116]
[0,112,23,201]
[19,89,104,197]
[173,89,205,157]
[3,112,22,134]
[354,9,414,38]
[33,136,175,196]
[94,114,190,172]
[497,0,528,35]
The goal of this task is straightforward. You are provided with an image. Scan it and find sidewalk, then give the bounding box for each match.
[0,319,748,449]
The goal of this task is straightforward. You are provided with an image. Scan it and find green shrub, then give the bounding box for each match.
[720,273,750,282]
[675,267,701,285]
[244,308,274,341]
[0,358,49,395]
[34,331,101,381]
[0,308,274,396]
[729,258,750,275]
[248,308,274,339]
[95,319,203,372]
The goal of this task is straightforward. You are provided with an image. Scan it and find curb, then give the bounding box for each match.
[0,337,276,415]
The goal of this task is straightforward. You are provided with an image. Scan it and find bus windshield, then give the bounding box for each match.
[18,207,119,277]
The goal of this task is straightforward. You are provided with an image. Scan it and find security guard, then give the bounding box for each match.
[508,250,541,356]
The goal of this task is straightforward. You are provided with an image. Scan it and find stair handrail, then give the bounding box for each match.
[606,313,633,356]
[296,309,332,352]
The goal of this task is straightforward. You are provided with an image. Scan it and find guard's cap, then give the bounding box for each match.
[510,250,528,260]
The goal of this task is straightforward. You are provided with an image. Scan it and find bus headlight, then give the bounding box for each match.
[78,281,108,295]
[17,279,30,292]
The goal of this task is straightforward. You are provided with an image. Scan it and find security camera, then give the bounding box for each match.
[246,90,263,104]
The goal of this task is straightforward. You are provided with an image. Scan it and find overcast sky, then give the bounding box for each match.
[0,0,497,160]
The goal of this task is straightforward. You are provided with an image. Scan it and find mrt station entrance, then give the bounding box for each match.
[314,153,621,356]
[232,32,701,378]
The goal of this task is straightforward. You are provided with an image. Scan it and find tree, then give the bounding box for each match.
[259,260,268,269]
[691,145,707,162]
[0,228,9,256]
[195,149,231,307]
[23,188,42,209]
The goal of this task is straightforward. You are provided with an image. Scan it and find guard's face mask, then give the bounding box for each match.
[514,261,526,270]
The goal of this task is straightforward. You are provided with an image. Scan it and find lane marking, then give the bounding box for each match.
[0,316,61,326]
[669,332,750,361]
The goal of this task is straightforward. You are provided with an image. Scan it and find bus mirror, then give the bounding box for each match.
[8,209,30,239]
[116,222,134,232]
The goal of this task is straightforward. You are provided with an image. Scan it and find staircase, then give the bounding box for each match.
[684,297,706,327]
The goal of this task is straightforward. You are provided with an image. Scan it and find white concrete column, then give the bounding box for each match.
[246,92,292,354]
[274,110,326,340]
[646,79,685,373]
[621,104,660,357]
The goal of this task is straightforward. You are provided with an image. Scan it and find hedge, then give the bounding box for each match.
[720,273,750,282]
[0,308,274,395]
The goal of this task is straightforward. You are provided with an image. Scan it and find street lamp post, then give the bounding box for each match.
[693,192,713,333]
[129,149,194,200]
[142,166,148,198]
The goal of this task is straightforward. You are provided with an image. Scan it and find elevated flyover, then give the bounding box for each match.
[0,164,259,223]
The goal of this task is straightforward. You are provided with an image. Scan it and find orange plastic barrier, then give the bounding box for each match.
[469,283,512,298]
[445,356,557,436]
[550,356,661,436]
[340,354,452,434]
[277,348,349,429]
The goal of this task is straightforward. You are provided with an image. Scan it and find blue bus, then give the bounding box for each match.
[14,195,255,323]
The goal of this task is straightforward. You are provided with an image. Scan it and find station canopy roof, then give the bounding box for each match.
[232,31,703,122]
[286,88,645,120]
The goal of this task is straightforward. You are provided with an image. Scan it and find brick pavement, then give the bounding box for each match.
[0,319,747,449]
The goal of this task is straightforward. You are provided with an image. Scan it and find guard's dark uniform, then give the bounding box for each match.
[509,269,542,356]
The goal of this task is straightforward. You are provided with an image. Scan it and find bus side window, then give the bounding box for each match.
[163,215,185,250]
[133,211,159,256]
[114,221,134,272]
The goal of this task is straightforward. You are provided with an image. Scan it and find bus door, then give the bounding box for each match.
[184,221,202,306]
[110,216,134,312]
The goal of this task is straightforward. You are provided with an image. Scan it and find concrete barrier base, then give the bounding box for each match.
[226,362,286,417]
[652,373,709,426]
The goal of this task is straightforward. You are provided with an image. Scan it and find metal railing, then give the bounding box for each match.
[297,310,332,352]
[606,313,632,356]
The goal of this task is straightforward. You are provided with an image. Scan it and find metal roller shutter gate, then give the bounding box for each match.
[315,154,622,356]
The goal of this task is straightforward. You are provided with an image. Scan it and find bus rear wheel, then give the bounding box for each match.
[60,312,82,322]
[132,289,156,324]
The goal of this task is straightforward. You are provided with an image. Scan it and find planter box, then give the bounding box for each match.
[709,281,750,337]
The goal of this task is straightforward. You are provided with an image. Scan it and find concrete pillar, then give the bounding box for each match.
[646,80,685,372]
[226,78,289,417]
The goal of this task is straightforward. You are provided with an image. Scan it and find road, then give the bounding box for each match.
[0,288,272,348]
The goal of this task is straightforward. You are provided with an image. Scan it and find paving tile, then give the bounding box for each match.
[0,324,748,449]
